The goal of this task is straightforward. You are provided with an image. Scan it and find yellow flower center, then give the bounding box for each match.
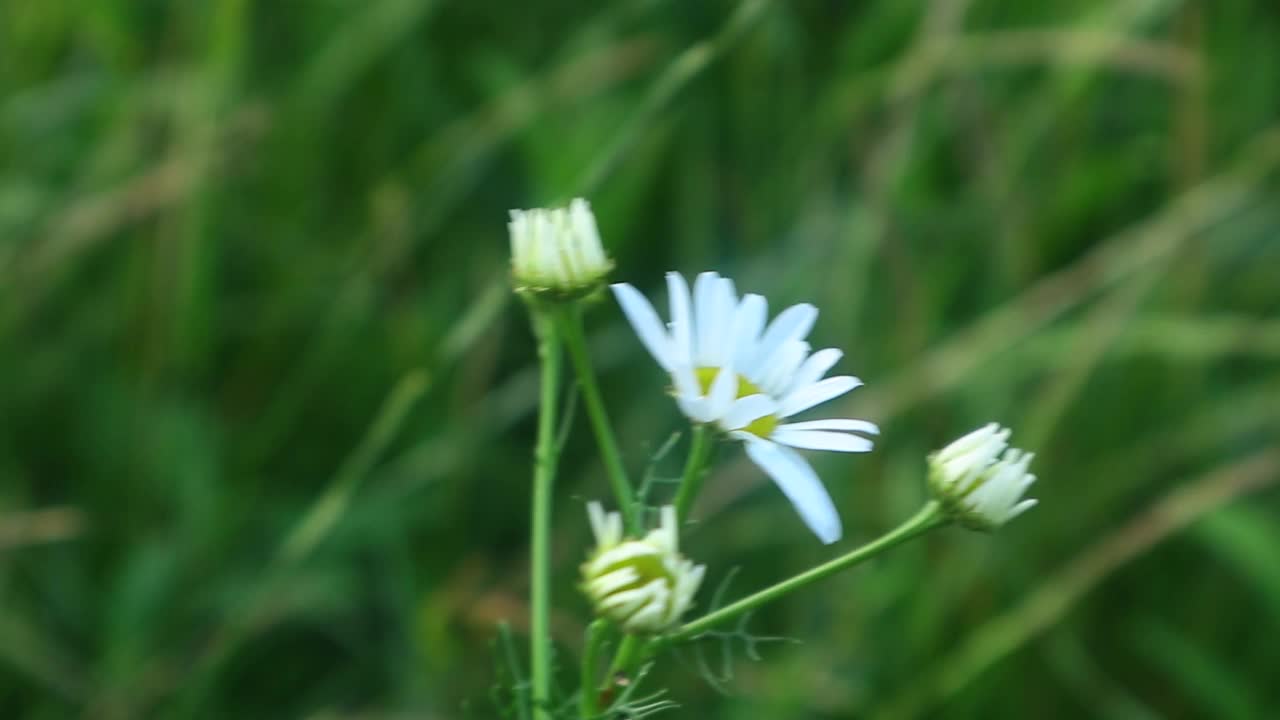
[694,366,779,438]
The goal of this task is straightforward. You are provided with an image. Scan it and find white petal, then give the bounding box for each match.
[1006,498,1038,520]
[666,273,693,367]
[654,506,679,550]
[709,277,738,367]
[757,340,809,396]
[751,303,817,373]
[599,585,652,618]
[611,283,674,370]
[778,376,863,417]
[742,438,842,544]
[790,348,843,390]
[777,418,879,435]
[693,272,721,367]
[704,365,738,421]
[671,365,710,422]
[587,501,622,547]
[770,429,874,453]
[586,543,653,576]
[626,595,667,631]
[671,364,701,400]
[588,568,639,597]
[720,394,777,431]
[731,294,767,371]
[720,277,738,308]
[699,276,736,368]
[671,563,705,623]
[676,394,709,423]
[934,423,1004,464]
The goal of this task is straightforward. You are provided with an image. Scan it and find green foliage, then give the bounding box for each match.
[2,0,1278,717]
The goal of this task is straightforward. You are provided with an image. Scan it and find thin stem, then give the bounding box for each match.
[497,622,531,720]
[673,424,714,522]
[557,305,639,533]
[659,501,946,647]
[607,634,643,680]
[600,632,646,706]
[579,620,607,719]
[529,304,563,720]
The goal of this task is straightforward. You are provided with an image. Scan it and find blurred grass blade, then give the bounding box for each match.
[281,369,431,563]
[575,0,770,194]
[298,0,439,109]
[1192,506,1280,620]
[856,124,1280,421]
[1132,619,1263,720]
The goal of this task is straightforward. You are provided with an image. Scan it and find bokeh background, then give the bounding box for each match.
[3,0,1280,718]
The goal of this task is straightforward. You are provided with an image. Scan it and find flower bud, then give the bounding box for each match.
[509,198,613,297]
[928,423,1038,531]
[580,503,705,634]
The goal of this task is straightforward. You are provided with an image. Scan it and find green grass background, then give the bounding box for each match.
[3,0,1280,717]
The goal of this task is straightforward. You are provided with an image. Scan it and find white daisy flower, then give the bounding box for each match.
[509,198,613,294]
[928,423,1038,530]
[611,271,878,544]
[581,502,706,634]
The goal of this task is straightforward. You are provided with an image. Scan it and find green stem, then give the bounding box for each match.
[659,501,946,647]
[673,424,714,522]
[529,305,563,720]
[556,305,639,533]
[594,632,645,707]
[579,620,607,719]
[607,633,643,680]
[497,622,531,720]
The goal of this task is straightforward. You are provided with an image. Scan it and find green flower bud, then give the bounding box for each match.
[580,503,704,634]
[509,198,613,298]
[928,423,1038,531]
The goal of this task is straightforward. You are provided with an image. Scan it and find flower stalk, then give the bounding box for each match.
[607,633,643,684]
[556,304,639,533]
[529,303,562,720]
[673,424,714,523]
[579,620,608,718]
[655,501,946,648]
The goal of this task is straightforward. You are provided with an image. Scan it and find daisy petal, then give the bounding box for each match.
[934,423,1006,464]
[612,283,674,370]
[693,272,721,366]
[731,293,767,371]
[790,348,843,390]
[776,418,879,435]
[671,364,701,399]
[778,375,862,417]
[701,276,737,367]
[721,394,777,430]
[742,438,842,544]
[1008,498,1039,520]
[751,303,817,374]
[666,272,693,366]
[704,365,739,421]
[672,365,709,422]
[757,339,810,396]
[676,394,708,423]
[720,276,738,310]
[770,429,874,453]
